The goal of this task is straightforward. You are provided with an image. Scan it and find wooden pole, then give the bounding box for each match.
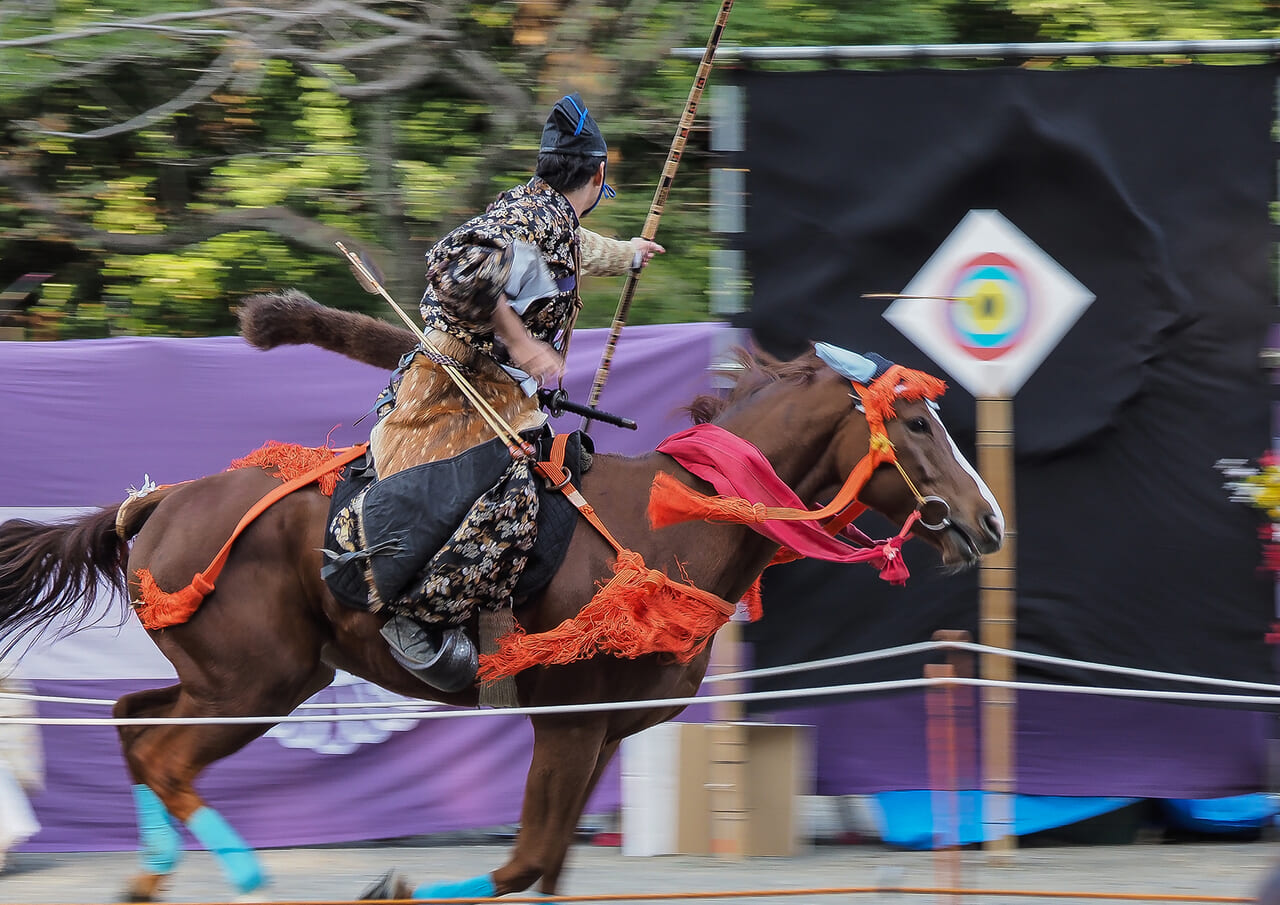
[707,620,747,860]
[584,0,735,419]
[938,630,978,853]
[976,396,1017,858]
[925,662,961,902]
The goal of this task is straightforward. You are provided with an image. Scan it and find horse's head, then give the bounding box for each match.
[812,343,1004,571]
[687,343,1004,572]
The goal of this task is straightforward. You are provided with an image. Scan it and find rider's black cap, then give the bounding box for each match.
[539,93,608,158]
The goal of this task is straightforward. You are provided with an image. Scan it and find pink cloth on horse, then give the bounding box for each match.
[656,423,881,564]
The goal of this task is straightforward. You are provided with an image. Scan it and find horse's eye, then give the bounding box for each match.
[906,416,931,435]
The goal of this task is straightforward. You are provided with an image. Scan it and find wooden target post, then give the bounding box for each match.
[883,210,1095,857]
[977,396,1017,856]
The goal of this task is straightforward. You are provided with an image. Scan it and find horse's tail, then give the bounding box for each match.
[0,484,180,657]
[238,288,417,372]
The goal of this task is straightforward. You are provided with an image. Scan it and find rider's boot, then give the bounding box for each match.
[379,615,478,693]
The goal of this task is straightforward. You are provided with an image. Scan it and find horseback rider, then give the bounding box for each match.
[371,92,662,477]
[364,93,662,689]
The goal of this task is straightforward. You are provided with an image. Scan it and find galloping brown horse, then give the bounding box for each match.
[0,309,1002,902]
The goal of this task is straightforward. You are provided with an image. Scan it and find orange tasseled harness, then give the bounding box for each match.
[132,443,367,630]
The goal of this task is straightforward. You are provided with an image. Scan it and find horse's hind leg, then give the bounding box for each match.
[115,668,333,900]
[114,686,185,902]
[116,688,272,899]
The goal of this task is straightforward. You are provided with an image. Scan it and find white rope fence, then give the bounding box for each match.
[3,639,1278,726]
[702,638,1280,693]
[0,689,450,709]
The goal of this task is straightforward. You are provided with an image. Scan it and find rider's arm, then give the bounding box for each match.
[491,298,564,386]
[422,238,513,335]
[579,227,664,276]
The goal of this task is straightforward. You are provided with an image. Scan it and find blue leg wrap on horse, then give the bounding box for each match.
[186,806,265,893]
[132,785,182,874]
[412,874,496,900]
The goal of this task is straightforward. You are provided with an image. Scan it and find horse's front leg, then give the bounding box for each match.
[535,736,619,895]
[390,715,608,900]
[492,714,609,896]
[405,712,665,897]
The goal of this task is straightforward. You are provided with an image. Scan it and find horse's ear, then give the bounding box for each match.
[813,342,878,383]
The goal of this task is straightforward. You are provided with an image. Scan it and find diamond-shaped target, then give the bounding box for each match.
[884,210,1094,398]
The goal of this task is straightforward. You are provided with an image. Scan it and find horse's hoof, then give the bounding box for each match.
[360,869,414,901]
[121,873,167,903]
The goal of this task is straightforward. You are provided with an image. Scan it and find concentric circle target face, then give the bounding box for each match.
[945,251,1031,362]
[886,210,1094,397]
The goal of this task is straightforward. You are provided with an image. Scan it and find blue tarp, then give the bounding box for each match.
[875,792,1278,850]
[875,792,1140,850]
[1162,794,1278,834]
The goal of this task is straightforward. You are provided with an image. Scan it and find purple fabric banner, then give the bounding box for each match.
[25,681,543,851]
[0,324,722,507]
[775,693,1269,800]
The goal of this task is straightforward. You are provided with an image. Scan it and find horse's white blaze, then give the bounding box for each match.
[928,407,1005,535]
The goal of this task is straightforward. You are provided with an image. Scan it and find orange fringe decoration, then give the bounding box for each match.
[742,577,763,622]
[856,365,948,440]
[648,450,882,533]
[131,442,367,631]
[769,547,803,566]
[648,472,772,530]
[229,441,345,497]
[645,364,948,628]
[477,551,737,682]
[134,568,213,630]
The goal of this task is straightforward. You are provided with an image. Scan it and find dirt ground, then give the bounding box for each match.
[3,837,1277,905]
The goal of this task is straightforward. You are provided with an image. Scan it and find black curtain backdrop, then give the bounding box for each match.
[739,65,1276,700]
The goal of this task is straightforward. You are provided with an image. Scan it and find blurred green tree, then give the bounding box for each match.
[0,1,1272,338]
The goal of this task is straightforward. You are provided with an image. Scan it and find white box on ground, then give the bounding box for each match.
[621,722,686,856]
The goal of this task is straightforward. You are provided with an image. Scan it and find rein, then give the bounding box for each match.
[650,364,949,540]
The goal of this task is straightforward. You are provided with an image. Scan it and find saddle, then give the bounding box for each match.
[321,428,592,622]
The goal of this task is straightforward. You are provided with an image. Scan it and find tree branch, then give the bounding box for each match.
[445,47,534,135]
[0,6,284,48]
[265,31,428,63]
[295,59,442,99]
[23,51,235,140]
[0,160,391,265]
[0,2,453,49]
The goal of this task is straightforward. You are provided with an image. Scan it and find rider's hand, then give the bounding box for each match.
[629,237,665,269]
[512,336,565,387]
[492,299,564,386]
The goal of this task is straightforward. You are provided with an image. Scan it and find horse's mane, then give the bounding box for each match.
[685,346,823,424]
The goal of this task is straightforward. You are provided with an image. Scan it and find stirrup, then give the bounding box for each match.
[380,616,478,693]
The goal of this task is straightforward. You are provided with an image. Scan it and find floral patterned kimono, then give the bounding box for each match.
[359,176,634,627]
